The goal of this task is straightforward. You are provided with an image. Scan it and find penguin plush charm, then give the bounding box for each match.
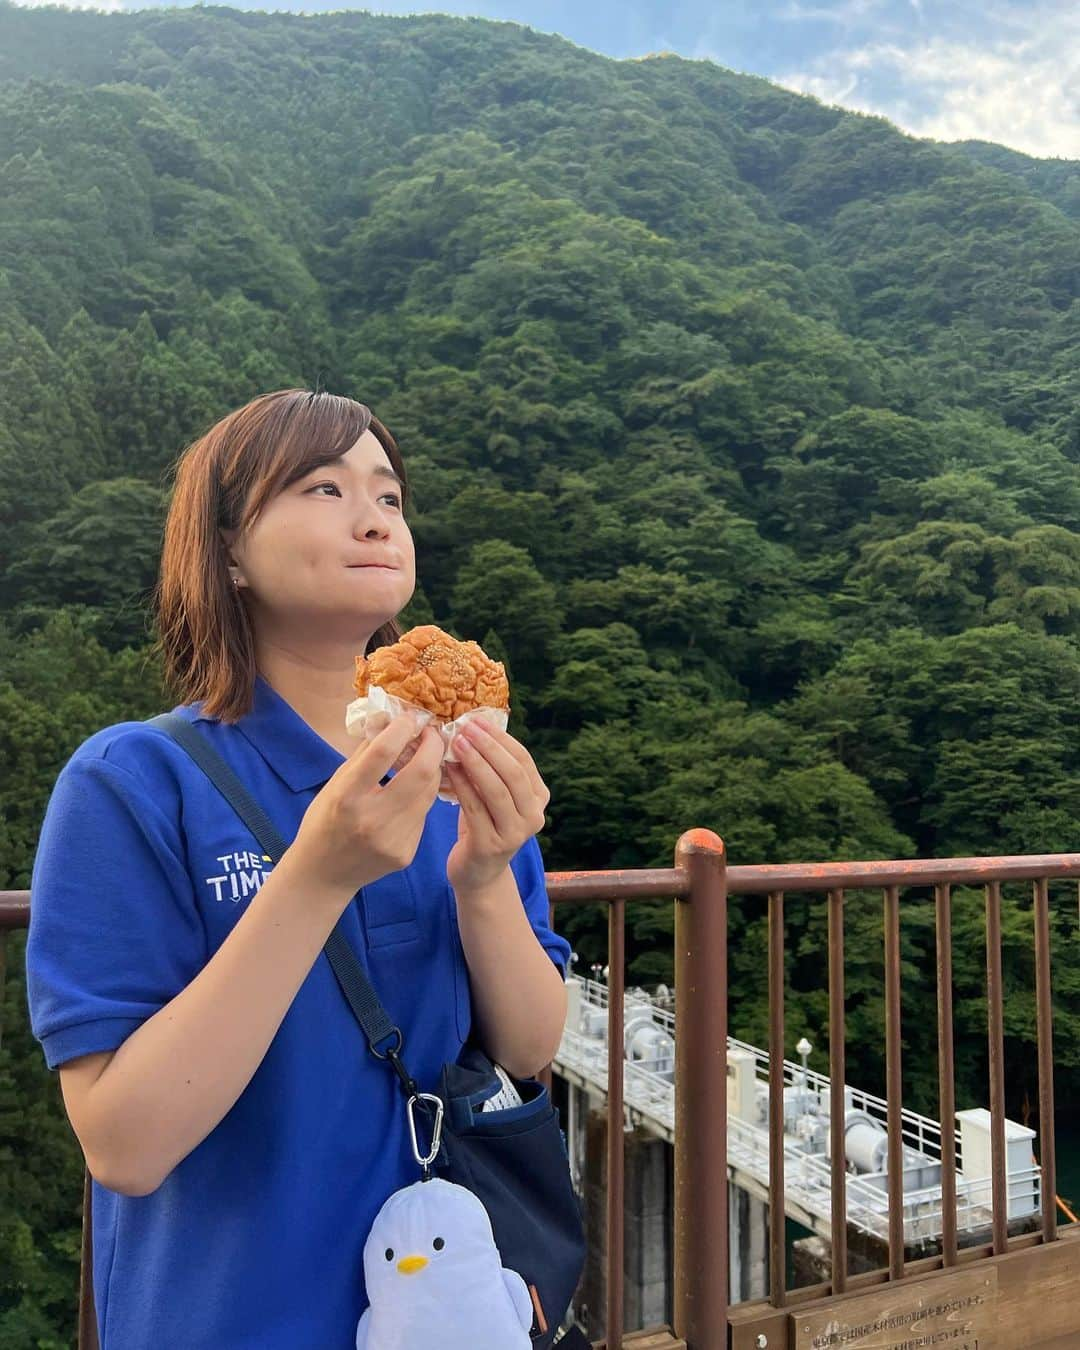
[356,1178,534,1350]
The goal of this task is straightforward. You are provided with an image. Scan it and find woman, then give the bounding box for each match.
[26,389,571,1348]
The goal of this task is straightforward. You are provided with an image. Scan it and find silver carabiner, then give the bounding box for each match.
[407,1092,444,1171]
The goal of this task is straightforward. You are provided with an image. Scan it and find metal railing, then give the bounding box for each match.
[4,840,1080,1349]
[723,856,1080,1309]
[546,829,728,1348]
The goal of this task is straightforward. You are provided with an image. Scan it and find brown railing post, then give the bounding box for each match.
[78,1175,99,1350]
[1033,878,1057,1244]
[828,888,848,1294]
[767,890,787,1309]
[985,881,1008,1255]
[673,829,727,1350]
[884,885,904,1282]
[606,899,626,1350]
[935,883,958,1266]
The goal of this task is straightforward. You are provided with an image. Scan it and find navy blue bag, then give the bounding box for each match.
[434,1048,588,1344]
[149,714,587,1348]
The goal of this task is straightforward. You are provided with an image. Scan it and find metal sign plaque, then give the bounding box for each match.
[792,1267,997,1350]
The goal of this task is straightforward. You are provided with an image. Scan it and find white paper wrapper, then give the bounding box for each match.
[345,683,510,802]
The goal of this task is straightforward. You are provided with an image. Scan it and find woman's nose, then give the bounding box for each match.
[354,509,390,540]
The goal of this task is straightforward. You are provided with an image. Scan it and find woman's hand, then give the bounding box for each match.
[289,714,444,904]
[445,721,551,896]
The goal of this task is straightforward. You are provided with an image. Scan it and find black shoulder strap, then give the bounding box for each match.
[147,713,401,1058]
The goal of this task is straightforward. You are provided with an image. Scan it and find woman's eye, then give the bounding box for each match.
[309,482,342,497]
[380,493,402,509]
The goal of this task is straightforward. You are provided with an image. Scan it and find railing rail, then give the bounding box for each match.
[5,842,1080,1349]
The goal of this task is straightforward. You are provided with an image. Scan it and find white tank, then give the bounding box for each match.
[828,1110,889,1174]
[627,1023,674,1075]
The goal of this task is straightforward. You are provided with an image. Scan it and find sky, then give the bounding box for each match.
[17,0,1080,160]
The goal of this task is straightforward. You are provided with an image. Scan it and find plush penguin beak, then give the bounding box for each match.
[397,1255,428,1276]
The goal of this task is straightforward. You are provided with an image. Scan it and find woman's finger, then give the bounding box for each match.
[446,760,497,835]
[479,726,549,802]
[456,725,536,820]
[342,714,429,792]
[453,732,521,833]
[383,726,444,804]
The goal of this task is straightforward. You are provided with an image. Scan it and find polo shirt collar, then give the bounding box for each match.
[233,675,346,794]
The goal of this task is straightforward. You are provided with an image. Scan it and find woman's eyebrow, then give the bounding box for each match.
[370,464,405,490]
[321,456,405,490]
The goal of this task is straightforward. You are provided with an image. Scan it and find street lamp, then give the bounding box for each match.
[796,1037,813,1118]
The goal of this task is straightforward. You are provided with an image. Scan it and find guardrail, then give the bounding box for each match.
[6,840,1080,1348]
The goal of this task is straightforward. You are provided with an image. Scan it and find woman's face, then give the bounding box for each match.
[224,429,416,649]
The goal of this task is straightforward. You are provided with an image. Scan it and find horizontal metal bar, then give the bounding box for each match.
[0,893,29,931]
[2,877,689,927]
[8,853,1080,922]
[546,870,690,903]
[725,855,1080,895]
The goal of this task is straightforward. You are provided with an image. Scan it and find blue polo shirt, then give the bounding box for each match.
[26,675,570,1350]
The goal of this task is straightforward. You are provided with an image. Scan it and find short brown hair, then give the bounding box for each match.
[154,389,408,722]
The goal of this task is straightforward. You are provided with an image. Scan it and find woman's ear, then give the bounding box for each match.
[219,528,247,590]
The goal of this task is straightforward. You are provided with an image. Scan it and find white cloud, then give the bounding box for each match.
[15,0,127,9]
[778,3,1080,158]
[782,0,887,21]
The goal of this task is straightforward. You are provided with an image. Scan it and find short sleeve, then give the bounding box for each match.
[26,746,207,1070]
[508,835,572,979]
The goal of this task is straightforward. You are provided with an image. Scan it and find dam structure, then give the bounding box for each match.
[554,973,1041,1316]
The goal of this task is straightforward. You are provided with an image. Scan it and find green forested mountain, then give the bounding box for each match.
[2,6,1080,1341]
[956,140,1080,222]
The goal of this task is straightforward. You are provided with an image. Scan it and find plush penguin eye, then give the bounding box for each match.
[384,1248,394,1262]
[433,1237,445,1251]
